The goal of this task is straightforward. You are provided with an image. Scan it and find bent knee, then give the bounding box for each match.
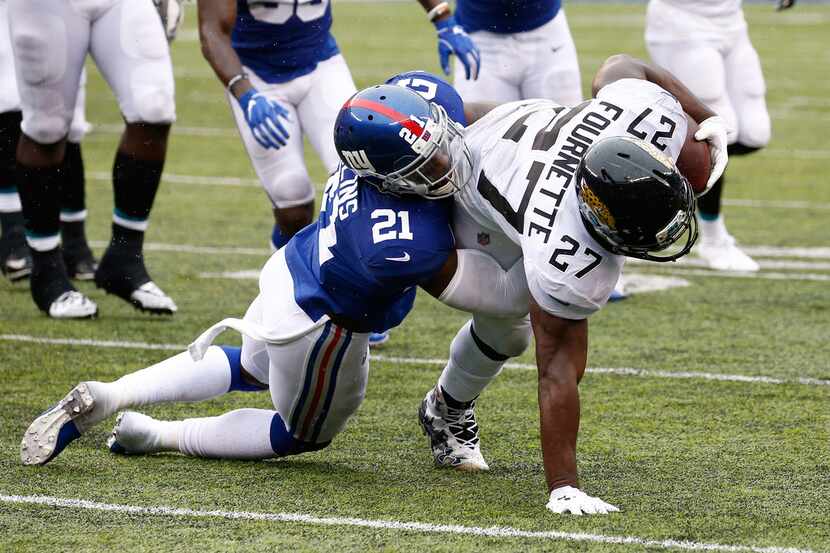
[127,67,176,124]
[266,171,315,209]
[472,315,532,358]
[22,113,70,145]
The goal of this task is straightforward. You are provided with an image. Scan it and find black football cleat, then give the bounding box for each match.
[95,248,177,315]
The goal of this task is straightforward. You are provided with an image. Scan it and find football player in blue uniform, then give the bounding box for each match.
[20,84,527,471]
[198,0,357,254]
[417,0,581,107]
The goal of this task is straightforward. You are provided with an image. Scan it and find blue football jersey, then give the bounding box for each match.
[284,165,454,333]
[232,0,340,83]
[455,0,561,34]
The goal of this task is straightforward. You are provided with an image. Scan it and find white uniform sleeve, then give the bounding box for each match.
[438,249,529,318]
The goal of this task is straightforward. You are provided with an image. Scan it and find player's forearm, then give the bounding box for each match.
[592,54,716,123]
[529,301,589,491]
[197,1,252,98]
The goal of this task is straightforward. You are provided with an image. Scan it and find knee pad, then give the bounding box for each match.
[265,170,315,209]
[471,313,532,359]
[735,97,771,148]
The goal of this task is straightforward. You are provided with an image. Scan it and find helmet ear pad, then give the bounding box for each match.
[576,136,697,262]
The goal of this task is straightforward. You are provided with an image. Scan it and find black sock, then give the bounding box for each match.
[441,386,476,409]
[60,141,86,215]
[1,210,25,236]
[30,248,73,311]
[697,175,724,220]
[112,151,163,223]
[16,163,62,242]
[108,223,145,255]
[0,111,22,186]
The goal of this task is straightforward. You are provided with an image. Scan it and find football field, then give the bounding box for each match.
[1,3,829,552]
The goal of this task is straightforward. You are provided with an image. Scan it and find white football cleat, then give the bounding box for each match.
[130,281,178,314]
[108,411,166,455]
[418,386,489,471]
[697,235,760,272]
[48,290,98,319]
[21,383,96,465]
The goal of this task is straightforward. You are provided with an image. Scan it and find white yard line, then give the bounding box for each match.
[0,494,821,553]
[1,334,827,388]
[87,171,260,188]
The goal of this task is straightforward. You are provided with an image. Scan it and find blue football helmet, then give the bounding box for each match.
[333,85,472,199]
[385,70,467,126]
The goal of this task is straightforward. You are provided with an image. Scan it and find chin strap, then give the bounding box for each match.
[188,315,331,362]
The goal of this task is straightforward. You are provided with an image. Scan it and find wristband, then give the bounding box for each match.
[227,73,248,93]
[427,1,450,22]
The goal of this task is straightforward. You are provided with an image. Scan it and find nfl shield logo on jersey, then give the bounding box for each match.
[477,232,490,246]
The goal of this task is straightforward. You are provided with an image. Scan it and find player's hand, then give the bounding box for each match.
[777,0,796,11]
[694,115,729,191]
[238,89,291,150]
[435,17,480,80]
[546,486,620,515]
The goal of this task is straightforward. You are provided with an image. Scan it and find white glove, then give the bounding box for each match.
[546,486,620,515]
[693,115,729,193]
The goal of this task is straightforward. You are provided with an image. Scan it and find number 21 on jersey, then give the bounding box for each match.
[371,209,413,243]
[247,0,329,24]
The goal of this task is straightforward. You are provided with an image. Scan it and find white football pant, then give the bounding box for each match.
[646,0,771,148]
[7,0,175,145]
[240,250,370,444]
[453,10,582,106]
[227,55,357,209]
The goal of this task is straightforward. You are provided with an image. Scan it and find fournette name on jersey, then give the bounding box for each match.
[233,0,339,82]
[284,165,454,333]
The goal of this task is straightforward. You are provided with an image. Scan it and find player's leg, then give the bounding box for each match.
[62,69,97,280]
[519,10,582,105]
[227,71,311,250]
[88,0,178,313]
[725,30,771,151]
[420,314,531,471]
[21,296,270,465]
[111,253,370,460]
[9,0,97,317]
[453,31,521,104]
[0,2,30,281]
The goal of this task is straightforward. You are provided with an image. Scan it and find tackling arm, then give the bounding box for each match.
[421,250,529,317]
[591,54,716,124]
[197,0,252,98]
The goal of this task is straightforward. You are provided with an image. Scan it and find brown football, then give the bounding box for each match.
[676,114,711,195]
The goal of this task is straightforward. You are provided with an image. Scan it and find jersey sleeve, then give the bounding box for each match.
[363,199,455,285]
[596,78,688,162]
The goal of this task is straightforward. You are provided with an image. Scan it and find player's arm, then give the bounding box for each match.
[416,0,480,80]
[464,102,501,125]
[197,0,290,149]
[592,54,728,189]
[197,0,250,95]
[530,299,619,515]
[421,250,529,318]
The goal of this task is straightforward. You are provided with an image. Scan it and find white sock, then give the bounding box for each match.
[82,346,232,429]
[698,214,729,243]
[177,408,277,459]
[437,321,504,403]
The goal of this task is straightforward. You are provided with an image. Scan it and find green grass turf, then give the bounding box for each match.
[1,3,829,552]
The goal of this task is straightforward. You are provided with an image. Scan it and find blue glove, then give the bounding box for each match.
[237,89,291,149]
[435,16,480,80]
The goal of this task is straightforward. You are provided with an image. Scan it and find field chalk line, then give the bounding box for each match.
[0,494,822,553]
[1,334,827,388]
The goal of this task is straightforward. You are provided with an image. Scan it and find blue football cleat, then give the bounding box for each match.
[21,383,95,466]
[368,331,390,348]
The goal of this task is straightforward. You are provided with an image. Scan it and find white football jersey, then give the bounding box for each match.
[457,79,688,319]
[658,0,742,20]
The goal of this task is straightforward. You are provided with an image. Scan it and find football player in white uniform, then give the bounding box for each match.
[0,1,95,282]
[339,55,728,514]
[7,0,178,318]
[645,0,785,271]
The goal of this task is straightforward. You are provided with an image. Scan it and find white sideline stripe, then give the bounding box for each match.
[653,269,830,283]
[78,241,830,261]
[94,123,238,138]
[87,171,260,188]
[628,257,830,272]
[1,334,827,388]
[0,494,820,553]
[86,169,830,210]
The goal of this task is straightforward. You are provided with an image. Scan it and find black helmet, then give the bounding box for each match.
[575,136,697,262]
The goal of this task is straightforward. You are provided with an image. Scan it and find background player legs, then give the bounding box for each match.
[0,110,29,281]
[88,0,178,313]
